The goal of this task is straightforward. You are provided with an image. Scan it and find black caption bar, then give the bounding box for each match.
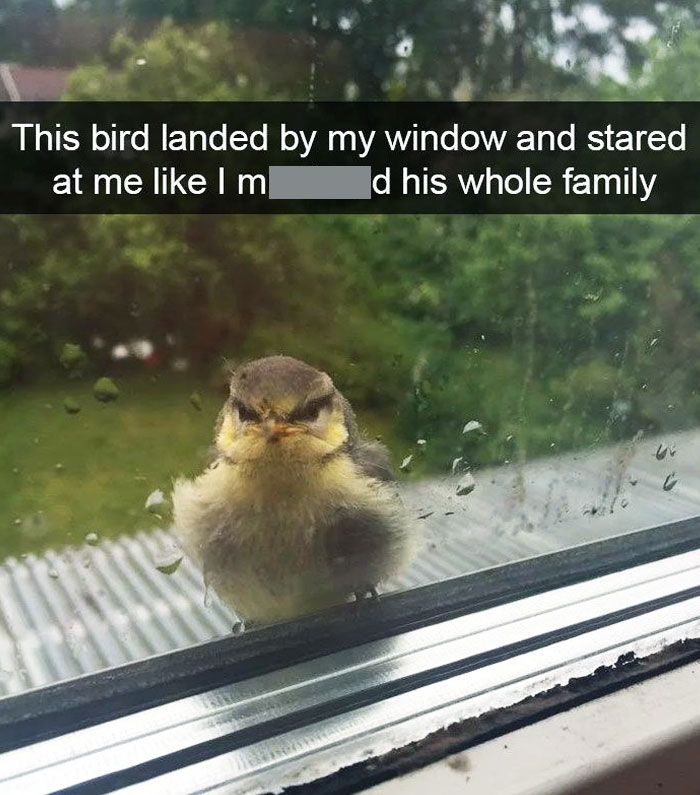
[0,102,697,214]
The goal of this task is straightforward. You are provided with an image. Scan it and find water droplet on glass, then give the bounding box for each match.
[649,337,659,348]
[669,444,676,456]
[63,397,81,414]
[451,456,464,475]
[621,498,629,508]
[48,568,59,579]
[629,476,638,486]
[456,472,476,497]
[462,420,485,435]
[416,438,427,447]
[135,57,147,66]
[85,532,99,546]
[59,342,86,373]
[145,489,166,513]
[655,443,668,460]
[55,463,64,472]
[399,454,413,472]
[93,377,120,403]
[155,551,183,575]
[663,473,678,492]
[189,391,203,411]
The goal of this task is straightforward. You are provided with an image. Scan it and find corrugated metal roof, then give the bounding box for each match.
[1,428,698,697]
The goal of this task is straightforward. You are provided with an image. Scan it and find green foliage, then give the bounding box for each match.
[67,19,276,100]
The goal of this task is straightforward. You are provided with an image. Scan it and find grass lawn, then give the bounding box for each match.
[0,372,403,560]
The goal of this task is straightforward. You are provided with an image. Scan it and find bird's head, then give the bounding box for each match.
[215,355,354,467]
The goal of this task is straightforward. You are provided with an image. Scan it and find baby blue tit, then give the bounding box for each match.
[172,355,416,628]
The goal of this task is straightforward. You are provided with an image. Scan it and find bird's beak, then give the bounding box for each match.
[260,419,303,442]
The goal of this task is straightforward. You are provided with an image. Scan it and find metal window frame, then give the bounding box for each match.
[1,515,700,794]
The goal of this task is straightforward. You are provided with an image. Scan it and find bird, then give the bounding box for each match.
[172,355,416,631]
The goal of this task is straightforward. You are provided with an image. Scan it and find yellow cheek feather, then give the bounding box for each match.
[319,411,349,447]
[217,412,238,452]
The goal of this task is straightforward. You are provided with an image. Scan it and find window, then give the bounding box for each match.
[1,2,700,792]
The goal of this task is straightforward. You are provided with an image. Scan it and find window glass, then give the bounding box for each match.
[1,0,699,695]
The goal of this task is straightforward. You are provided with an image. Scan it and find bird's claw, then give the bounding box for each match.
[353,585,380,602]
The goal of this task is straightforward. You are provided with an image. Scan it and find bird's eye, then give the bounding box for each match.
[233,401,260,423]
[289,395,332,423]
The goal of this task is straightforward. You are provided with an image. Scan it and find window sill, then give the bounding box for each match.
[1,517,700,794]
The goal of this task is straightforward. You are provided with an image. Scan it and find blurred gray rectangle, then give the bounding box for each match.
[268,166,371,200]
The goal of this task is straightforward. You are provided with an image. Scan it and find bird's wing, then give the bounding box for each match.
[322,504,405,592]
[349,438,396,482]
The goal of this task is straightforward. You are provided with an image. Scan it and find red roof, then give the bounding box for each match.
[0,64,70,101]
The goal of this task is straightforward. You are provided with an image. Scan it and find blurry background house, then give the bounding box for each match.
[0,63,69,100]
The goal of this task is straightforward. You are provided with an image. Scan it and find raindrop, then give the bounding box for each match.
[629,476,638,486]
[135,57,147,66]
[417,511,434,520]
[59,342,86,373]
[63,397,81,414]
[93,377,120,403]
[669,444,676,457]
[189,391,203,411]
[456,472,476,497]
[13,518,21,526]
[565,58,572,69]
[416,438,427,447]
[451,456,464,474]
[82,556,91,568]
[655,443,668,461]
[48,568,59,579]
[663,473,678,492]
[462,420,485,435]
[621,499,629,508]
[54,463,64,472]
[399,454,413,472]
[145,489,166,513]
[666,20,681,48]
[85,532,99,546]
[155,551,183,575]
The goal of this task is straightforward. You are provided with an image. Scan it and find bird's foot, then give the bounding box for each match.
[353,585,380,602]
